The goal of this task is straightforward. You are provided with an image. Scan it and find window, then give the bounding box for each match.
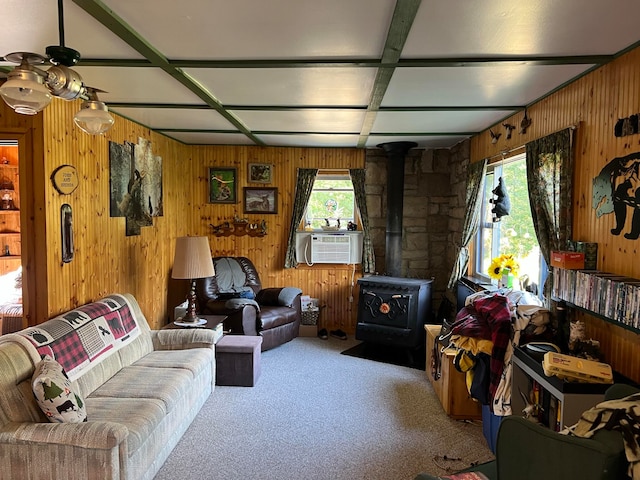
[474,154,546,293]
[304,172,356,230]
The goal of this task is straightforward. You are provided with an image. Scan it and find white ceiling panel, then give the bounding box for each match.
[163,132,256,146]
[0,0,143,60]
[102,0,394,60]
[2,1,640,148]
[256,134,361,148]
[72,67,206,104]
[403,0,640,57]
[112,108,236,130]
[382,65,593,107]
[366,135,469,149]
[185,68,377,106]
[372,111,516,134]
[231,109,366,133]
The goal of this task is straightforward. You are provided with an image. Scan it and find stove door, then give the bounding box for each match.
[357,288,413,328]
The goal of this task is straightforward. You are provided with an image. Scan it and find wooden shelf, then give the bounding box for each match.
[0,255,20,260]
[551,267,640,333]
[512,347,609,429]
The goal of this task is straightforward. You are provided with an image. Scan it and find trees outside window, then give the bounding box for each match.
[475,154,545,293]
[305,173,355,230]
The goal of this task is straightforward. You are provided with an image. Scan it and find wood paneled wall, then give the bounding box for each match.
[0,99,363,333]
[471,47,640,382]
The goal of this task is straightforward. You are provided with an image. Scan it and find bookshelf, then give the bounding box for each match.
[0,159,21,275]
[551,267,640,334]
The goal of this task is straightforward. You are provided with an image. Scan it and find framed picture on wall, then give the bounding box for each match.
[247,163,273,184]
[243,187,278,214]
[209,167,237,204]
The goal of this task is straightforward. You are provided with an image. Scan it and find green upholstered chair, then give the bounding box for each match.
[414,384,639,480]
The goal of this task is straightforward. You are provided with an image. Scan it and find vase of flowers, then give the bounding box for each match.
[488,254,520,288]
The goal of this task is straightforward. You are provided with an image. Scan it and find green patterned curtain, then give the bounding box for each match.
[447,159,488,289]
[284,168,318,268]
[350,169,375,273]
[525,128,574,300]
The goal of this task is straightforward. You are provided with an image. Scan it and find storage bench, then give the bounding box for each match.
[215,335,263,386]
[425,324,482,420]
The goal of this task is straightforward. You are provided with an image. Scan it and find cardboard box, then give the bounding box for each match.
[299,325,318,337]
[550,251,585,269]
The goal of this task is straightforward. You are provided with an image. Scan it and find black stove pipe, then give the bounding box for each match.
[376,141,417,278]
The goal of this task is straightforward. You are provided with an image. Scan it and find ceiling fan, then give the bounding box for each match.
[0,0,114,135]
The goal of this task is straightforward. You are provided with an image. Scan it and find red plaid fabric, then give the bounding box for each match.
[17,294,140,380]
[452,294,512,401]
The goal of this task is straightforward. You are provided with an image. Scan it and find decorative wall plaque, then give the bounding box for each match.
[51,165,79,195]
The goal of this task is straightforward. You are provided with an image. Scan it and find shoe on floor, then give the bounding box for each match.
[330,329,347,340]
[318,328,328,340]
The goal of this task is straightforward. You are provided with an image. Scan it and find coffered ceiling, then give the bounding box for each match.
[2,0,640,148]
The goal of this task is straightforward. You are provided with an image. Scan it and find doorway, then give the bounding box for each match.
[0,138,23,334]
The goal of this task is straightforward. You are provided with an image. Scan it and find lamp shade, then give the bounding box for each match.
[172,236,215,280]
[73,100,115,135]
[0,70,52,115]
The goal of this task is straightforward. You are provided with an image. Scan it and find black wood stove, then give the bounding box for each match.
[355,275,433,350]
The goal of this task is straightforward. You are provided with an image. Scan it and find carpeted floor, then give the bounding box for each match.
[341,341,427,370]
[154,336,493,480]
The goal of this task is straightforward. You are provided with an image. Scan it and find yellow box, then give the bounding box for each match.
[550,251,585,269]
[542,352,613,384]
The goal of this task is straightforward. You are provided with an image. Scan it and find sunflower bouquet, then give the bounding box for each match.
[488,254,520,280]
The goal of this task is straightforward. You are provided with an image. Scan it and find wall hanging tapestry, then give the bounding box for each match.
[109,137,163,236]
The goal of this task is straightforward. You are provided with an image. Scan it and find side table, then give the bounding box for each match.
[162,315,226,344]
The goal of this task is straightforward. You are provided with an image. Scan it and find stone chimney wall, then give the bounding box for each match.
[364,139,470,310]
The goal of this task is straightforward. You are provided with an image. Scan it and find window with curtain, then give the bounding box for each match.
[304,172,356,230]
[284,168,374,273]
[473,153,545,295]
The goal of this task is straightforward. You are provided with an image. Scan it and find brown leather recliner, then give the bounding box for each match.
[195,256,302,351]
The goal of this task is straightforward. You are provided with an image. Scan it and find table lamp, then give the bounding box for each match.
[172,236,215,324]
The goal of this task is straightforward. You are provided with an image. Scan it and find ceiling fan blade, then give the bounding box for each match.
[3,52,47,65]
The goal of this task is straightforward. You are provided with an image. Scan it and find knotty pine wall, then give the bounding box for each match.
[470,46,640,383]
[2,98,364,332]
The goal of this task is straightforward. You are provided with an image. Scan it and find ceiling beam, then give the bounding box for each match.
[357,0,422,148]
[71,0,264,145]
[77,55,611,69]
[107,103,523,112]
[158,128,476,137]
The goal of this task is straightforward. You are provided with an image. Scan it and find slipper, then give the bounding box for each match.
[318,328,328,340]
[330,329,347,340]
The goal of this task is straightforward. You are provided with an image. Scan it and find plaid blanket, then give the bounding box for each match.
[452,294,512,401]
[565,393,640,479]
[16,294,140,381]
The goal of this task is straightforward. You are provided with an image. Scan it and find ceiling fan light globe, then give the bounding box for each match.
[0,69,52,115]
[74,100,114,135]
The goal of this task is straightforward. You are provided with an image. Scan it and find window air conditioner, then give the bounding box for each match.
[311,234,354,264]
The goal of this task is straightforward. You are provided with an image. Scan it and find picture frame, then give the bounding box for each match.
[247,163,273,184]
[243,187,278,214]
[209,167,237,204]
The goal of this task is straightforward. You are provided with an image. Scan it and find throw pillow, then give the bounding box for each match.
[32,355,87,423]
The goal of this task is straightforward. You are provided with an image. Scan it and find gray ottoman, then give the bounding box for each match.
[215,335,263,386]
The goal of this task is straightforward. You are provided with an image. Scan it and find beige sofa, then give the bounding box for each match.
[0,293,216,480]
